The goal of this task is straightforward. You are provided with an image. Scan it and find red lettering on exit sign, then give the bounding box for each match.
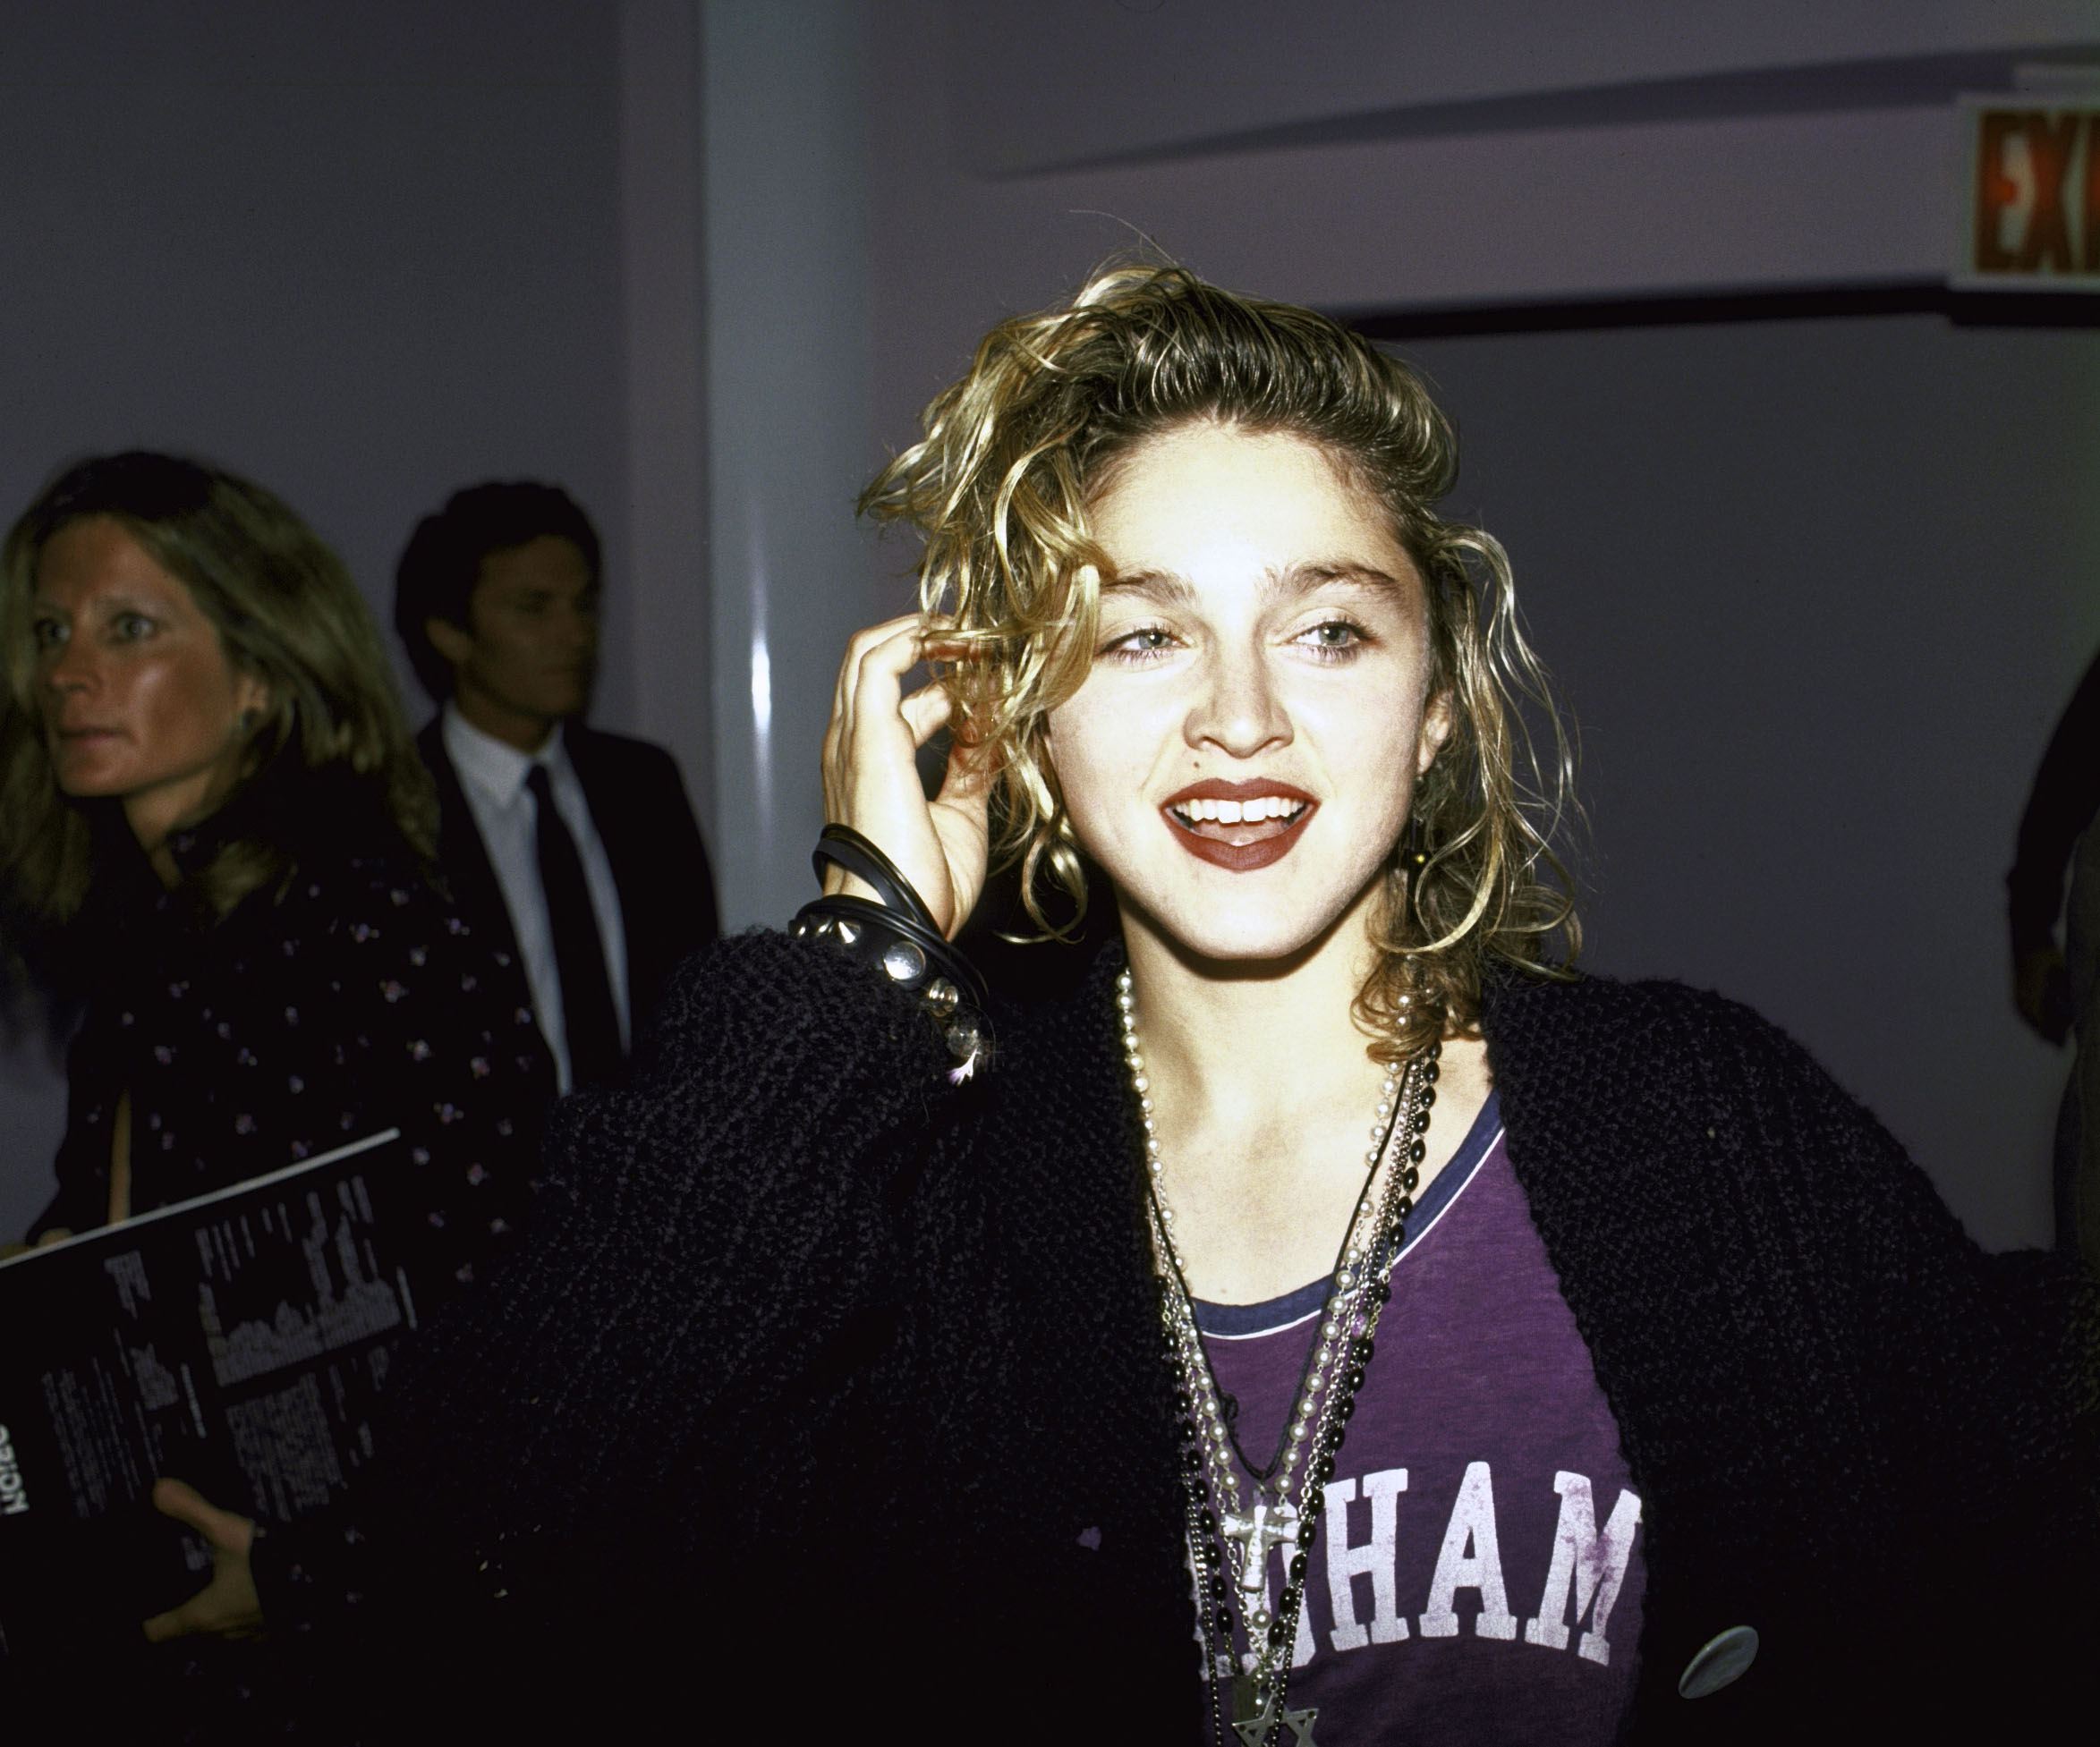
[1958,98,2100,290]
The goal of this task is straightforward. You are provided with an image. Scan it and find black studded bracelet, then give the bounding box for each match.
[793,825,990,1080]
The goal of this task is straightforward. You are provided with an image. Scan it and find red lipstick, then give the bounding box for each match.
[1159,778,1317,873]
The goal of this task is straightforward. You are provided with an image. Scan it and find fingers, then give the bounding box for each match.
[143,1480,265,1642]
[142,1596,200,1643]
[835,613,966,721]
[936,734,995,805]
[141,1573,264,1644]
[827,615,945,816]
[829,617,908,759]
[846,620,952,738]
[819,613,984,932]
[152,1477,255,1556]
[825,615,965,809]
[897,680,956,750]
[833,613,924,734]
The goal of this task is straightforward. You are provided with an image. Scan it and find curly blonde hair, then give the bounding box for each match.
[860,263,1577,1059]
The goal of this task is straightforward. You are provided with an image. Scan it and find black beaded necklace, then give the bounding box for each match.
[1118,967,1440,1747]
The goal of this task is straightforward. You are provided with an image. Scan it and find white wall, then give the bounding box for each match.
[622,0,715,842]
[1394,316,2100,1251]
[866,2,2100,459]
[949,0,2099,175]
[699,0,881,930]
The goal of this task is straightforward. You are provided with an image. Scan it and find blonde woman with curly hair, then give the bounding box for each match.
[199,270,2090,1745]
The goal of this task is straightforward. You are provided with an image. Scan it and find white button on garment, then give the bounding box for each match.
[1678,1625,1759,1699]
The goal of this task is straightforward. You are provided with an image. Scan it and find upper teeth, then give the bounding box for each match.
[1175,795,1300,825]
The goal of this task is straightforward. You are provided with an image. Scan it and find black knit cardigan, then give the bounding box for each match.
[334,930,2096,1744]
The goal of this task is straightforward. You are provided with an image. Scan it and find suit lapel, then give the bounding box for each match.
[417,717,525,969]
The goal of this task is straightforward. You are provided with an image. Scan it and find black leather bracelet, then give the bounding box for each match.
[795,827,990,1078]
[809,826,945,937]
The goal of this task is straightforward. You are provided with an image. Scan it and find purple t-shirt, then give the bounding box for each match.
[1194,1093,1645,1743]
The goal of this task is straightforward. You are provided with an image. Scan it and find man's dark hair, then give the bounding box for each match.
[395,480,603,701]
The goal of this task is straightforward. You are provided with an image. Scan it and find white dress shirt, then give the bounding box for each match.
[443,704,631,1093]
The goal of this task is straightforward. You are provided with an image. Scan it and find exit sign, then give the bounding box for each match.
[1957,96,2100,290]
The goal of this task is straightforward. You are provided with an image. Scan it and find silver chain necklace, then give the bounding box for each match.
[1118,965,1439,1747]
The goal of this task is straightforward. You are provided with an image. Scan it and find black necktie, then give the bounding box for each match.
[526,763,623,1087]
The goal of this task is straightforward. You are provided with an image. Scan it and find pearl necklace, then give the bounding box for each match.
[1118,966,1438,1747]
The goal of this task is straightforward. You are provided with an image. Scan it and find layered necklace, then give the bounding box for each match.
[1118,966,1438,1747]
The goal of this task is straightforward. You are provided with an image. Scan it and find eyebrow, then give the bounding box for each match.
[28,588,161,614]
[1101,560,1407,603]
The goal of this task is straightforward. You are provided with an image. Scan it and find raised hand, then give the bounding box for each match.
[820,614,990,939]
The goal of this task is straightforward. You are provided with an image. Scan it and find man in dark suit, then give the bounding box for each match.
[395,481,717,1091]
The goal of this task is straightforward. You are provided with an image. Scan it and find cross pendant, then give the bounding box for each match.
[1219,1500,1299,1608]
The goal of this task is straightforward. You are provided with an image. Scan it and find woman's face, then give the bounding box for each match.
[30,515,269,844]
[1046,422,1450,965]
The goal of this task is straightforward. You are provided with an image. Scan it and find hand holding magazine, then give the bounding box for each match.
[0,1128,464,1659]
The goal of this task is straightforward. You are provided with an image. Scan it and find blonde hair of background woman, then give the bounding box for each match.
[0,451,436,934]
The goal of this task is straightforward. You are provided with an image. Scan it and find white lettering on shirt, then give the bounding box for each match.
[1418,1460,1518,1641]
[1525,1471,1642,1666]
[1324,1469,1409,1651]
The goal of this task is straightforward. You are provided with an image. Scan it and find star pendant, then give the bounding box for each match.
[1231,1697,1318,1747]
[1230,1695,1278,1747]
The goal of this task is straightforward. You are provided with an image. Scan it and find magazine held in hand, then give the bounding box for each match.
[0,1129,459,1653]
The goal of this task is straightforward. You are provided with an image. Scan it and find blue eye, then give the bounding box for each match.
[1298,619,1366,659]
[1103,625,1178,664]
[113,613,155,640]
